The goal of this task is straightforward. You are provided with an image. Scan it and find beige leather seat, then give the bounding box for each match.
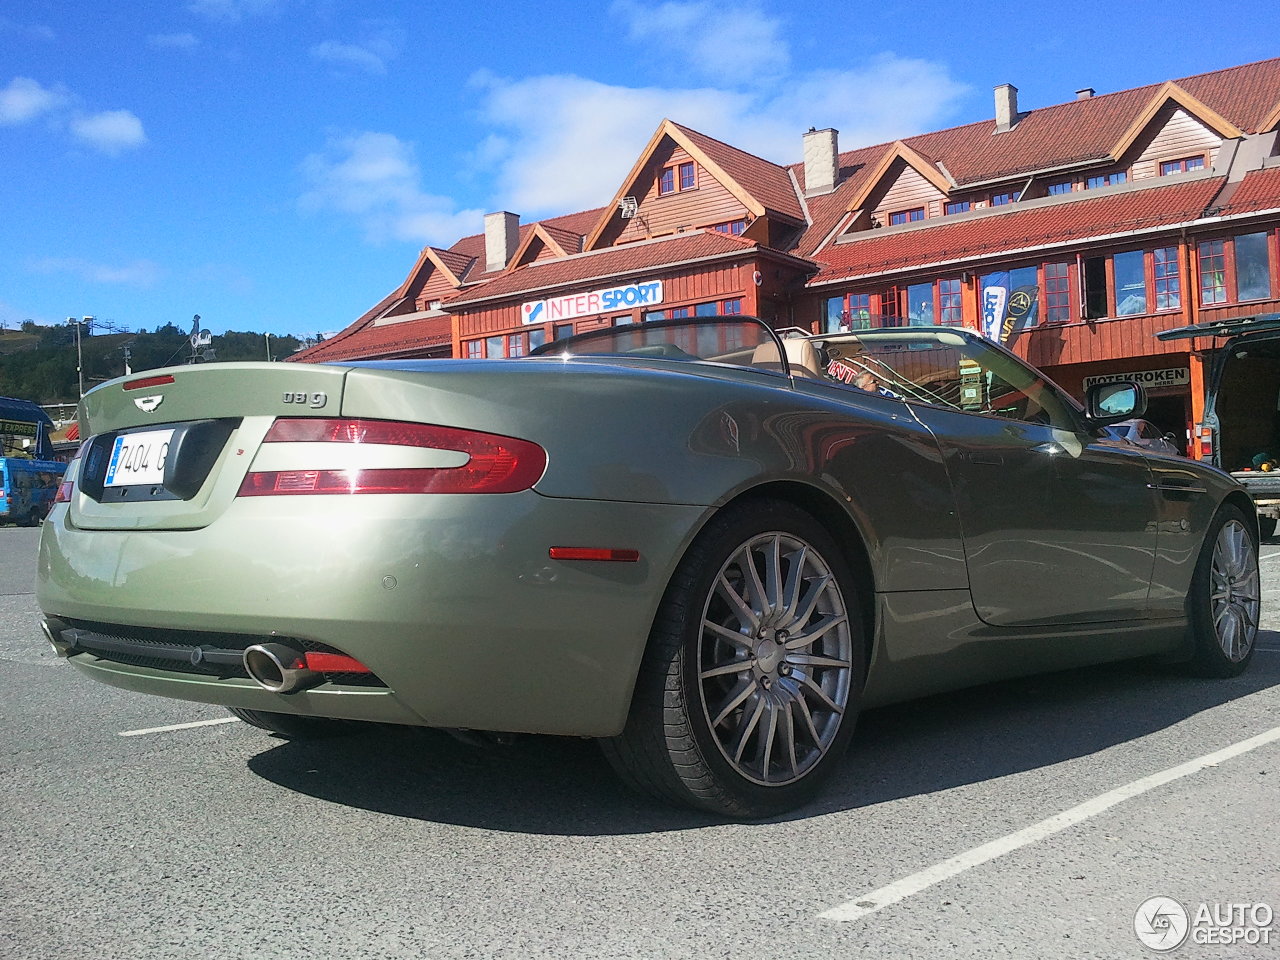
[751,338,826,378]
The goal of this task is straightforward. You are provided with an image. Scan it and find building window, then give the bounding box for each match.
[938,279,963,325]
[889,207,925,225]
[1153,247,1181,310]
[711,220,746,235]
[721,298,742,315]
[553,322,576,340]
[659,161,696,196]
[991,191,1018,206]
[944,200,970,215]
[506,334,527,357]
[679,162,696,191]
[1198,240,1228,304]
[1235,232,1273,301]
[670,306,691,318]
[1044,262,1071,322]
[1086,171,1127,189]
[1161,156,1205,176]
[643,310,666,322]
[1047,181,1073,195]
[906,282,934,323]
[485,335,504,358]
[1113,250,1147,316]
[825,293,872,332]
[465,340,484,359]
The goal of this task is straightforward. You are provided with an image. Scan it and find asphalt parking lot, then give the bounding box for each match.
[3,524,1278,960]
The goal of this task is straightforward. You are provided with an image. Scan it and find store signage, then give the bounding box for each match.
[1083,367,1190,389]
[522,281,663,325]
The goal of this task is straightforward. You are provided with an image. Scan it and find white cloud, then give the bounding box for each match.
[187,0,283,23]
[612,1,788,85]
[70,110,148,155]
[471,55,967,215]
[29,257,163,287]
[310,40,388,75]
[0,17,55,42]
[299,131,484,245]
[0,77,69,125]
[149,32,200,50]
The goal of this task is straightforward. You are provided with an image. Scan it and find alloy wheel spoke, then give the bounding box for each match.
[715,572,759,633]
[784,612,848,650]
[712,679,758,728]
[801,675,844,715]
[702,618,755,650]
[699,658,752,680]
[731,696,766,764]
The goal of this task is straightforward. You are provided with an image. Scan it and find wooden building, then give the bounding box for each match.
[294,57,1280,457]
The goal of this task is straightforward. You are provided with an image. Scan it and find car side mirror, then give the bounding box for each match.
[1085,380,1147,425]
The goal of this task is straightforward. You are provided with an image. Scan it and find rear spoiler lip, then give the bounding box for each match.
[1155,312,1280,341]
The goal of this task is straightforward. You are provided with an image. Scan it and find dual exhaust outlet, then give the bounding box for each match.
[241,643,324,694]
[39,618,324,695]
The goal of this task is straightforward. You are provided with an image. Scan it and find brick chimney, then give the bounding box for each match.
[994,83,1019,133]
[484,211,520,273]
[803,127,839,196]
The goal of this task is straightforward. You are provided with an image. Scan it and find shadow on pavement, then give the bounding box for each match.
[246,629,1280,835]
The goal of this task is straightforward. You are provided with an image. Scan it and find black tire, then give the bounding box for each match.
[228,707,354,739]
[1258,516,1276,540]
[602,499,865,819]
[1182,504,1260,678]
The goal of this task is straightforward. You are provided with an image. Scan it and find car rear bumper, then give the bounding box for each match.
[37,491,709,737]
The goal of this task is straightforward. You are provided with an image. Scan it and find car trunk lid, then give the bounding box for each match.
[70,363,352,530]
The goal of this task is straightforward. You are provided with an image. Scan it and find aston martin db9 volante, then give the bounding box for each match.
[37,317,1260,818]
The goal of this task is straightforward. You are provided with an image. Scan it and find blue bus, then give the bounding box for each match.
[1,397,67,526]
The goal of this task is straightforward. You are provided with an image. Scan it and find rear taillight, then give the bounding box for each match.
[237,418,547,496]
[54,481,73,504]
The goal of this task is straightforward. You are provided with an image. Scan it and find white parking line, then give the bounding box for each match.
[819,724,1280,922]
[119,717,241,737]
[1261,551,1280,562]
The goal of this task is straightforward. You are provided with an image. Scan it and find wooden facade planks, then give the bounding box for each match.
[1129,107,1222,180]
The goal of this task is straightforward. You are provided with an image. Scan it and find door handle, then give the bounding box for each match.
[967,451,1005,465]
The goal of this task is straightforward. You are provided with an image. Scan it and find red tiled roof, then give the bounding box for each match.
[788,57,1280,261]
[294,315,453,364]
[290,288,405,362]
[1215,166,1280,216]
[449,208,605,282]
[446,232,759,306]
[809,177,1225,284]
[672,121,804,221]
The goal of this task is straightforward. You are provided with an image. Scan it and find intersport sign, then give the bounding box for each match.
[522,281,663,325]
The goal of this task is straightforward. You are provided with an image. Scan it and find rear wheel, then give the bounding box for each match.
[603,500,864,818]
[1183,504,1260,678]
[228,707,354,739]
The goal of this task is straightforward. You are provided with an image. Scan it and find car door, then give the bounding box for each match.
[859,330,1159,627]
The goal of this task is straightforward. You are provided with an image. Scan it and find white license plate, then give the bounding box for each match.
[104,429,174,487]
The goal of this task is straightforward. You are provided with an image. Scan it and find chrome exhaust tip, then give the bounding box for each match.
[41,618,73,658]
[242,643,321,694]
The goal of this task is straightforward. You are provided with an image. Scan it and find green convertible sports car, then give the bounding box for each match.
[37,316,1261,818]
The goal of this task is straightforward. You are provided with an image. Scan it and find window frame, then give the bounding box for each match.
[1160,155,1206,177]
[888,207,926,226]
[658,160,697,196]
[944,200,971,215]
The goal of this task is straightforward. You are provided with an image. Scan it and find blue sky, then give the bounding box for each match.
[2,0,1278,339]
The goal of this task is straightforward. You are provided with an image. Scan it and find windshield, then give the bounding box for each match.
[527,316,785,372]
